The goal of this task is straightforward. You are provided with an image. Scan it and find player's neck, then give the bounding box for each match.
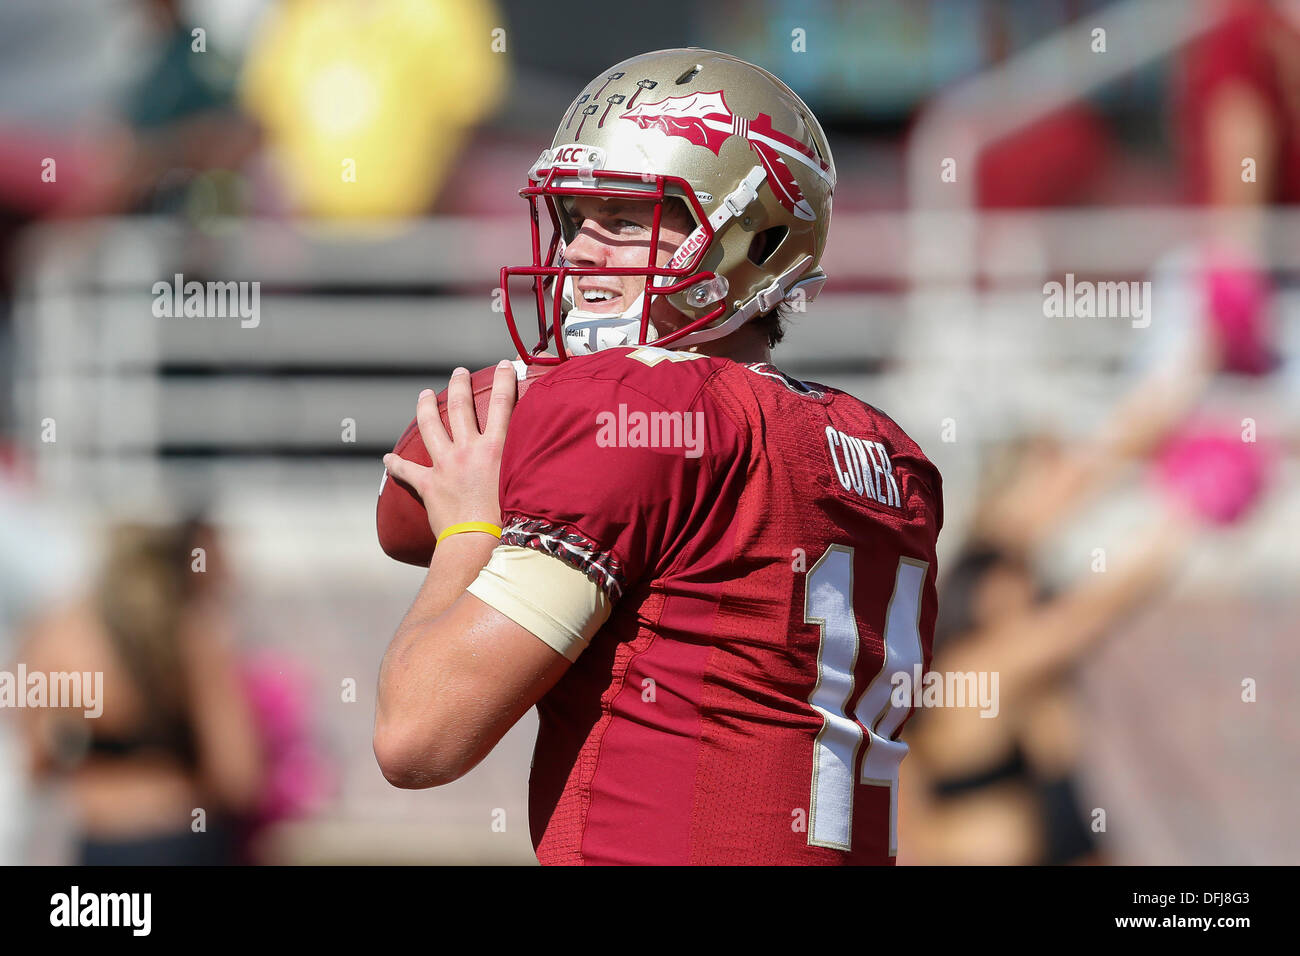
[685,325,772,365]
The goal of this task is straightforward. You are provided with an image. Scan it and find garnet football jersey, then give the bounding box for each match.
[495,345,942,865]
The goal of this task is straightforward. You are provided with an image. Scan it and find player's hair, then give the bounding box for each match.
[754,302,791,348]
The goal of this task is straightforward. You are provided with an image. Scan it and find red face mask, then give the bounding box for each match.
[499,150,724,365]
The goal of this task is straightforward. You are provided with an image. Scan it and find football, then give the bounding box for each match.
[377,362,550,566]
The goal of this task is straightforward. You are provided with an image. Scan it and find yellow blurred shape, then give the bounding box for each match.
[242,0,507,219]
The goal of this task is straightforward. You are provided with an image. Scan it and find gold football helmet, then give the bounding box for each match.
[501,47,836,364]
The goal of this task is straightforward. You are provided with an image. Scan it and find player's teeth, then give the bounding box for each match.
[584,291,615,301]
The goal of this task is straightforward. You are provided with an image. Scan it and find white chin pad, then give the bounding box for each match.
[561,271,658,354]
[563,316,658,355]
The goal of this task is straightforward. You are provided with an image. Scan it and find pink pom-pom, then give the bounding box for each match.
[1202,251,1278,376]
[1153,423,1272,525]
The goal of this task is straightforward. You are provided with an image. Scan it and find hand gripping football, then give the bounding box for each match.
[377,362,550,566]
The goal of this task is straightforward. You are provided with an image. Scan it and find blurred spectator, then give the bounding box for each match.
[976,105,1115,207]
[0,446,86,864]
[900,347,1217,865]
[17,519,264,865]
[236,648,336,862]
[1136,0,1299,388]
[114,0,262,216]
[0,0,260,222]
[0,0,262,436]
[1178,0,1300,209]
[901,512,1187,864]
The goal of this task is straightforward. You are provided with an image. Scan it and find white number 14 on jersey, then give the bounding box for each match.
[804,545,927,855]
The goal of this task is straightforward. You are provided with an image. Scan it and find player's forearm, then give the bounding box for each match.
[375,534,499,779]
[396,534,498,633]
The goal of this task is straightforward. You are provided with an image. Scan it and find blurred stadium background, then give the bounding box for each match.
[0,0,1296,864]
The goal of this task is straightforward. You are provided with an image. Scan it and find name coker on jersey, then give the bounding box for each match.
[825,427,902,508]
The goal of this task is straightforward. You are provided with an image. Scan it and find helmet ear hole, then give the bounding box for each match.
[747,226,788,267]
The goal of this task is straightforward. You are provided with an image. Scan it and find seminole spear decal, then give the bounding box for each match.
[620,90,834,222]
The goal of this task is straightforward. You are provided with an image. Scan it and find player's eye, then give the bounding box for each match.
[560,203,646,234]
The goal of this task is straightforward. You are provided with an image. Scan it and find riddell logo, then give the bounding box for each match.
[667,228,708,269]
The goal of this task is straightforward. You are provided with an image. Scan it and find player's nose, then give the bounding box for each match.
[561,227,608,268]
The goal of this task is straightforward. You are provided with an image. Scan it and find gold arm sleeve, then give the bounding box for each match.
[466,545,613,662]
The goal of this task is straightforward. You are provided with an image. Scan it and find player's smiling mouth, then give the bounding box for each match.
[576,284,627,312]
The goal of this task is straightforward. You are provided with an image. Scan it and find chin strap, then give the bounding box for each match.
[670,255,823,350]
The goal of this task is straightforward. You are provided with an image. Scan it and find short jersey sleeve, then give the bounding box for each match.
[496,349,747,601]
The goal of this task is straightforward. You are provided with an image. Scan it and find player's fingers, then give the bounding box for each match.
[382,452,430,492]
[484,359,517,444]
[415,388,450,458]
[444,367,479,440]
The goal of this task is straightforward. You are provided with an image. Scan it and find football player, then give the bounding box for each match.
[374,48,943,865]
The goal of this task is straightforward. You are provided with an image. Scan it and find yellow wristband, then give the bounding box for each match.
[436,521,503,545]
